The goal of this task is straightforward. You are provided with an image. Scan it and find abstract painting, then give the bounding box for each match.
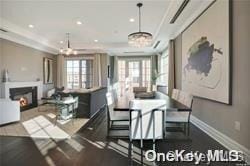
[182,1,231,104]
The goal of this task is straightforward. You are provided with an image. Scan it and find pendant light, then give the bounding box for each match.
[128,3,153,48]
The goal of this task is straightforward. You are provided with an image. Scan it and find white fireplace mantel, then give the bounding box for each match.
[1,81,43,100]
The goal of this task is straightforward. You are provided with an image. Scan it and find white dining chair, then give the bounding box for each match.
[166,90,193,136]
[178,90,186,104]
[171,89,180,100]
[129,99,165,165]
[106,92,129,137]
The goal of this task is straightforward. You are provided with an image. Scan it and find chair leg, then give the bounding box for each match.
[111,121,114,128]
[107,121,111,137]
[129,140,133,166]
[152,140,156,166]
[183,123,186,135]
[187,122,190,137]
[107,121,109,136]
[55,115,58,126]
[140,138,143,165]
[71,114,74,125]
[140,146,143,165]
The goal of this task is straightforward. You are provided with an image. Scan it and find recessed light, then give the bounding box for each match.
[129,18,135,22]
[94,39,98,42]
[28,24,34,28]
[59,41,64,44]
[76,21,82,25]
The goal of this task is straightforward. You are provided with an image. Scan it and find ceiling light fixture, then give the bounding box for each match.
[129,18,135,22]
[94,39,98,42]
[128,3,153,48]
[60,41,64,44]
[28,24,34,28]
[59,33,77,55]
[76,21,82,25]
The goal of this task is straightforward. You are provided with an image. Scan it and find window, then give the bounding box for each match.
[118,60,126,93]
[66,59,93,89]
[118,58,151,94]
[159,48,169,85]
[128,61,140,88]
[142,60,151,88]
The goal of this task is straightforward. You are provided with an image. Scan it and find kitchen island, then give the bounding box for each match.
[60,87,107,118]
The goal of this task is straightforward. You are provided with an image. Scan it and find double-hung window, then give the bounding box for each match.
[66,59,93,89]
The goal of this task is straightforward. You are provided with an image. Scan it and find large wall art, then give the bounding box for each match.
[182,0,231,104]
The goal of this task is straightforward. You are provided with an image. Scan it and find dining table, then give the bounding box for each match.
[113,91,192,165]
[114,91,191,112]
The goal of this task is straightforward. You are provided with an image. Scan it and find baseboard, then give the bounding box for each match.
[190,115,250,164]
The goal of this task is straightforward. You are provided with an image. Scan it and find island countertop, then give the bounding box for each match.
[62,87,106,94]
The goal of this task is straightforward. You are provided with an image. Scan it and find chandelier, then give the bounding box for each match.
[128,3,153,48]
[60,33,77,55]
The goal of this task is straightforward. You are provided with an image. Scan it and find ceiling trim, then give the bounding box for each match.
[0,0,215,56]
[152,0,174,52]
[170,0,215,39]
[153,0,174,39]
[1,18,58,54]
[0,32,58,55]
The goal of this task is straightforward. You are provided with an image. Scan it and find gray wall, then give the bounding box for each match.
[0,39,3,83]
[0,38,57,97]
[100,54,108,87]
[174,0,250,150]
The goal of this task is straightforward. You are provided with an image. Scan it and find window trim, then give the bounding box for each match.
[158,48,169,86]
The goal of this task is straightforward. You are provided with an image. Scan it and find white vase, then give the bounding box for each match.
[3,69,10,82]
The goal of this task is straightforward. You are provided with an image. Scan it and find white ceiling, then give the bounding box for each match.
[0,0,214,55]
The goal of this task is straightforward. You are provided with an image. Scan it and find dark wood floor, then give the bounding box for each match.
[0,110,245,166]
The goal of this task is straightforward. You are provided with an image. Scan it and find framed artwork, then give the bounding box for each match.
[182,0,231,104]
[43,57,54,84]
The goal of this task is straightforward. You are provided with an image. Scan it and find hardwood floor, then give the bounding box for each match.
[0,109,245,166]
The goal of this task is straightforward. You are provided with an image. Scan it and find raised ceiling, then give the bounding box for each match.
[0,0,214,55]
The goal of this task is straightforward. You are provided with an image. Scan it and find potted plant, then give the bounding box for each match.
[151,70,163,91]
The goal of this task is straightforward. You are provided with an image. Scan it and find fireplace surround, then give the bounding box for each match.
[9,87,38,111]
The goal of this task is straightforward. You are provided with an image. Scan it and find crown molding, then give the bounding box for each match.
[170,0,215,39]
[0,18,58,55]
[0,33,58,55]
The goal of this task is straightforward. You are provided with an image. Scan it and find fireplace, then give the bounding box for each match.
[9,86,38,111]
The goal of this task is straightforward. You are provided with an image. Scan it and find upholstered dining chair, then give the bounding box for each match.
[133,87,147,94]
[105,92,129,137]
[165,90,193,136]
[129,99,165,165]
[171,89,180,100]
